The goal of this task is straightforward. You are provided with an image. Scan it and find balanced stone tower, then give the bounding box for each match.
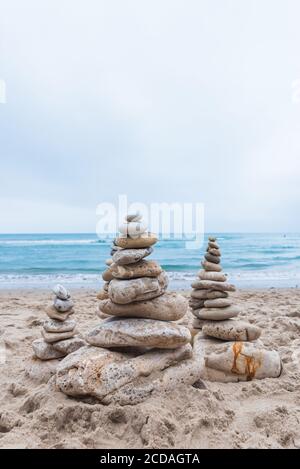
[191,237,282,382]
[32,284,85,360]
[56,212,200,404]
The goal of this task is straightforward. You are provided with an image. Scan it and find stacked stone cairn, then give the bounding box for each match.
[56,212,200,405]
[191,237,282,382]
[32,285,85,360]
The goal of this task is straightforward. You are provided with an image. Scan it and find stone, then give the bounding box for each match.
[191,280,236,292]
[102,267,115,282]
[86,317,191,349]
[208,241,219,249]
[53,337,86,354]
[96,289,109,300]
[193,305,240,320]
[99,292,188,321]
[105,258,113,266]
[114,233,158,249]
[56,343,196,404]
[108,272,168,304]
[42,328,76,344]
[202,320,261,341]
[205,252,221,264]
[191,289,228,300]
[201,260,222,272]
[112,247,153,265]
[207,248,221,257]
[103,282,110,292]
[189,298,205,310]
[192,318,207,329]
[204,298,232,308]
[43,318,76,333]
[208,236,216,242]
[53,297,74,312]
[26,359,60,383]
[118,221,147,239]
[46,306,73,322]
[52,284,70,300]
[110,260,162,279]
[126,211,142,222]
[193,333,282,382]
[32,338,65,360]
[197,271,227,282]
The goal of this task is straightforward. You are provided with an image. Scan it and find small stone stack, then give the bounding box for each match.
[191,236,261,340]
[56,213,200,405]
[191,237,282,382]
[32,285,85,360]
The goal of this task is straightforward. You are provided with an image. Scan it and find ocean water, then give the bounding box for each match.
[0,233,299,290]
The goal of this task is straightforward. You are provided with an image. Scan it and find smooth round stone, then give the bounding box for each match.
[204,298,232,308]
[52,284,70,300]
[202,320,261,341]
[207,248,221,257]
[46,306,73,322]
[194,305,240,320]
[205,252,220,264]
[32,338,65,360]
[208,236,216,242]
[198,271,227,282]
[86,318,191,349]
[191,289,228,300]
[105,258,113,266]
[53,337,86,354]
[42,328,76,343]
[99,292,188,321]
[110,260,162,279]
[96,289,109,300]
[112,247,153,265]
[191,280,236,292]
[204,341,282,380]
[102,267,115,282]
[126,211,142,222]
[53,297,74,312]
[118,221,148,239]
[43,318,76,333]
[202,260,222,272]
[208,241,219,249]
[114,233,158,249]
[108,272,168,304]
[189,298,205,310]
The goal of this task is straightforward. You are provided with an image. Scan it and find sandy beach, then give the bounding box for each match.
[0,287,299,449]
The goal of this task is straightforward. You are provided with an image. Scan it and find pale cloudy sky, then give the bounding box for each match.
[0,0,300,233]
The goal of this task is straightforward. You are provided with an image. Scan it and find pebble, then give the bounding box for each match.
[198,271,227,282]
[193,305,240,320]
[52,284,70,300]
[42,328,76,343]
[53,297,74,312]
[204,298,232,308]
[114,233,158,249]
[202,260,222,272]
[110,260,162,279]
[43,318,76,333]
[191,280,236,292]
[112,247,153,265]
[108,272,168,304]
[202,320,261,341]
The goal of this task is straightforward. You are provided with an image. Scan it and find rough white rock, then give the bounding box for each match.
[112,247,153,265]
[52,284,70,300]
[108,272,168,304]
[32,338,65,360]
[43,318,76,333]
[99,292,187,321]
[53,297,74,312]
[86,317,191,349]
[202,320,261,341]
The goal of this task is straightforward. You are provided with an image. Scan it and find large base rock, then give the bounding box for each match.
[56,343,200,405]
[194,333,282,382]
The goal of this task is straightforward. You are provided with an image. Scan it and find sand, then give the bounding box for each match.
[0,288,299,449]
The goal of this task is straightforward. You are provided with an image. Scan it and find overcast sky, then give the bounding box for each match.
[0,0,300,233]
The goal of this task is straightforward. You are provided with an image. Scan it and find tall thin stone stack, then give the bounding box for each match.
[56,213,200,405]
[191,237,282,382]
[32,285,85,360]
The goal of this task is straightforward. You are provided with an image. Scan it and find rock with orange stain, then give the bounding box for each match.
[193,333,282,382]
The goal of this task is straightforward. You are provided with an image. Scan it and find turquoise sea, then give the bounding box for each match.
[0,233,299,289]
